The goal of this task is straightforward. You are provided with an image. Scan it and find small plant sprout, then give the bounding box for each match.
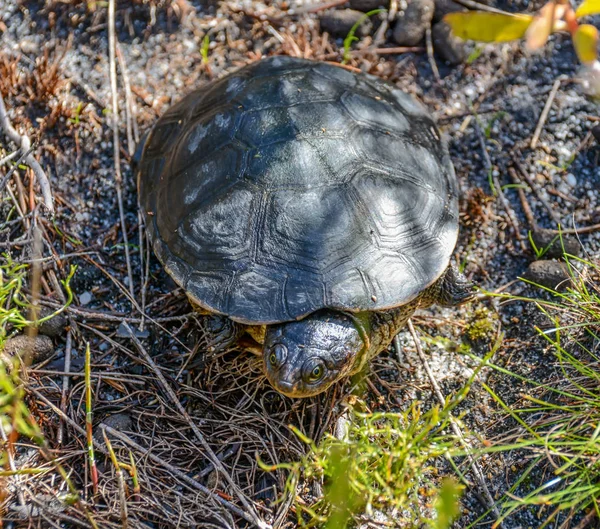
[342,9,384,64]
[68,102,85,126]
[445,0,600,97]
[201,34,210,65]
[85,342,99,496]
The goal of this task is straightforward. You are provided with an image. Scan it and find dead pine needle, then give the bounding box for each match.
[85,342,99,496]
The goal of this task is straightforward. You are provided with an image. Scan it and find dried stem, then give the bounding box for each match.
[0,93,54,213]
[108,0,135,301]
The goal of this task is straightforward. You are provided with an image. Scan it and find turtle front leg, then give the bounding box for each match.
[204,315,245,352]
[435,264,476,306]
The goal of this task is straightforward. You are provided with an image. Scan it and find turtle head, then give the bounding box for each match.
[263,310,365,398]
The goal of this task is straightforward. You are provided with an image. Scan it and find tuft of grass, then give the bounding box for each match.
[0,255,76,342]
[262,397,469,528]
[476,255,600,527]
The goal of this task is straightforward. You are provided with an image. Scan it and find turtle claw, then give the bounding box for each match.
[438,265,477,306]
[204,315,244,352]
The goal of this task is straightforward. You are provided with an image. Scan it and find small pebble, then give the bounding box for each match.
[432,0,466,21]
[392,0,434,46]
[79,291,93,305]
[523,260,571,290]
[530,229,581,259]
[432,21,467,65]
[565,173,577,187]
[2,335,54,364]
[320,9,373,38]
[35,307,68,338]
[94,413,133,446]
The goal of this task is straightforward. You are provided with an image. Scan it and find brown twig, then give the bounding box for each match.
[0,93,54,213]
[530,78,561,150]
[374,46,425,55]
[547,223,600,235]
[108,0,135,302]
[508,167,536,230]
[425,27,440,82]
[511,153,562,224]
[115,43,136,156]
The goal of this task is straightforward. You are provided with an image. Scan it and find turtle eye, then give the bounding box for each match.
[303,359,326,383]
[268,344,287,368]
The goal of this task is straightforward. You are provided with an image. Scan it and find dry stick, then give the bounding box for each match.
[510,153,561,224]
[40,299,191,323]
[507,167,536,230]
[115,42,146,331]
[374,46,425,54]
[530,79,561,150]
[372,18,389,49]
[425,27,440,82]
[122,323,269,529]
[388,0,398,21]
[547,223,600,235]
[45,266,75,447]
[108,0,135,302]
[0,147,22,166]
[0,146,36,196]
[0,94,54,213]
[115,44,135,157]
[474,120,526,251]
[402,321,504,526]
[29,388,253,525]
[58,331,74,445]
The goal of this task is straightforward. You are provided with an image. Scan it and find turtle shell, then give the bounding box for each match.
[137,56,459,325]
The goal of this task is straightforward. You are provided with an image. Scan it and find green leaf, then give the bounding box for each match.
[576,0,600,18]
[574,24,599,65]
[444,12,534,42]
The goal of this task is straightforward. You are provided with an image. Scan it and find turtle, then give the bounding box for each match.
[136,56,474,398]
